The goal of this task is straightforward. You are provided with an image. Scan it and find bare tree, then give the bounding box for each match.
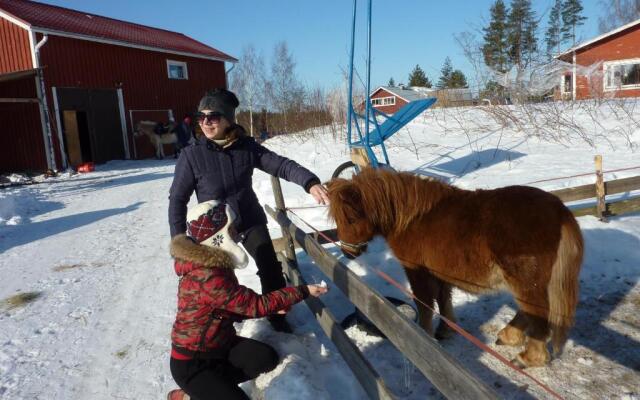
[269,41,304,132]
[598,0,640,33]
[230,45,266,136]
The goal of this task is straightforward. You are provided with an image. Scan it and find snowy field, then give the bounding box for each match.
[1,102,639,399]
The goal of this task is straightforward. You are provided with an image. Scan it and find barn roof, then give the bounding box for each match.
[372,86,434,102]
[557,17,640,58]
[0,0,237,62]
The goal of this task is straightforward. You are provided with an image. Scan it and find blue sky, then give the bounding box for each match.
[39,0,603,90]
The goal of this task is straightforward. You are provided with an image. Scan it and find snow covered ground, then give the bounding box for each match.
[1,102,639,399]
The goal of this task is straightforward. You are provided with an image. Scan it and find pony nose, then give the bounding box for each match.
[340,244,367,259]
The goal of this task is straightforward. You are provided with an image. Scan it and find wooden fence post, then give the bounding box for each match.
[595,155,607,221]
[271,176,298,267]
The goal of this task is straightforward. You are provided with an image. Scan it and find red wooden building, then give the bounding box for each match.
[368,86,430,114]
[0,0,237,173]
[556,18,640,100]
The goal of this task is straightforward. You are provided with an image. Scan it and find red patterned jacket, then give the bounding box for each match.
[170,234,308,359]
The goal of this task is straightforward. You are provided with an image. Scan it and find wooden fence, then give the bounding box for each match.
[266,171,640,399]
[549,174,640,219]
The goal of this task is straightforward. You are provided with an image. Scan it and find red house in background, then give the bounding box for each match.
[368,86,433,114]
[556,18,640,100]
[0,0,236,173]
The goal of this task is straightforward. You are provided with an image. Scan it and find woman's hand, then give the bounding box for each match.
[310,184,330,205]
[306,284,329,297]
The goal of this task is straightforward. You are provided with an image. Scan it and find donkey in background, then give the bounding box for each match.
[327,168,583,367]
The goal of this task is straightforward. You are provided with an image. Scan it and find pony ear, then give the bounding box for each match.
[329,179,364,220]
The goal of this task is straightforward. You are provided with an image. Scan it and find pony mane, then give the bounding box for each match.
[329,168,458,236]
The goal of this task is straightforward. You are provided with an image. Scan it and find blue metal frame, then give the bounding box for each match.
[345,0,436,169]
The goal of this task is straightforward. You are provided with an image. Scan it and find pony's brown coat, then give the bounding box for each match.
[328,168,584,366]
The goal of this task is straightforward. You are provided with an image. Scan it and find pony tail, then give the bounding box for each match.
[548,218,583,355]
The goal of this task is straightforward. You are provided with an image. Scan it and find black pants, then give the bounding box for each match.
[170,337,279,400]
[242,224,286,293]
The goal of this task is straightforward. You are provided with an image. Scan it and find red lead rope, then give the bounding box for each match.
[286,208,565,400]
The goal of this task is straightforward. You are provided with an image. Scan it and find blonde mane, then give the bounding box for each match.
[328,168,458,236]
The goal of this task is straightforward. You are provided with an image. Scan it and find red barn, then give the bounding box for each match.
[0,0,237,173]
[556,18,640,100]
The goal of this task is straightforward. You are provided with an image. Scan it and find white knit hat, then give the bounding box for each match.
[186,200,249,268]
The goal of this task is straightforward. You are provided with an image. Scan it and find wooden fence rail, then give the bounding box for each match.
[265,202,498,400]
[549,175,640,217]
[276,253,397,400]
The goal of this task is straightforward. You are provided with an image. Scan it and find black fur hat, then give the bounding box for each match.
[197,88,240,122]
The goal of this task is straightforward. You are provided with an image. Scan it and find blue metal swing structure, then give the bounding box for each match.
[336,0,436,176]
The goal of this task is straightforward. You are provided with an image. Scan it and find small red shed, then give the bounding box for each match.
[556,18,640,100]
[0,0,237,173]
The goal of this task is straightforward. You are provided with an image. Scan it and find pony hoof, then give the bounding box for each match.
[435,326,455,340]
[496,328,525,347]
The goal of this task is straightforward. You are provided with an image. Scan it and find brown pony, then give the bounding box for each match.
[327,168,583,367]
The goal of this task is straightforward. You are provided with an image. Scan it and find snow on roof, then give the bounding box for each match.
[0,0,237,62]
[374,86,435,102]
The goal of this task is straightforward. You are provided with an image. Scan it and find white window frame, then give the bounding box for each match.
[561,73,572,94]
[603,58,640,91]
[371,96,396,107]
[167,60,188,80]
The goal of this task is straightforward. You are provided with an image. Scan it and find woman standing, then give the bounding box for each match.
[168,89,329,332]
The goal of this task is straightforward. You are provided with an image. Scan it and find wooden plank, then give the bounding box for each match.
[0,68,38,83]
[609,197,640,216]
[570,196,640,217]
[273,229,337,253]
[63,111,83,166]
[595,156,607,220]
[271,177,298,266]
[0,98,39,103]
[548,176,640,203]
[606,176,640,196]
[265,205,498,400]
[277,253,397,400]
[549,183,596,203]
[571,205,598,217]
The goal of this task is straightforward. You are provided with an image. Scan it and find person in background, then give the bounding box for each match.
[167,200,328,400]
[172,114,195,149]
[168,88,329,333]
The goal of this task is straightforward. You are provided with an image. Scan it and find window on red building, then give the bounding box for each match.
[604,59,640,90]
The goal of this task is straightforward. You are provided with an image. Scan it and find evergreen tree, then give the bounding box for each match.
[449,70,468,88]
[545,0,563,58]
[482,0,509,72]
[388,77,395,86]
[561,0,587,47]
[506,0,538,68]
[436,57,453,89]
[408,65,431,87]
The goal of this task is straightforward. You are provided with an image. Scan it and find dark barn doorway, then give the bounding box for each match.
[56,88,125,166]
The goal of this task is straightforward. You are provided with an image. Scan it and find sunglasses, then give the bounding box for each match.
[196,112,224,123]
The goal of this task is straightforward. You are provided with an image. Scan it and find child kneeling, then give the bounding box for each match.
[168,201,328,400]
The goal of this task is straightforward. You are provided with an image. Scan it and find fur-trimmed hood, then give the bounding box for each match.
[170,234,236,276]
